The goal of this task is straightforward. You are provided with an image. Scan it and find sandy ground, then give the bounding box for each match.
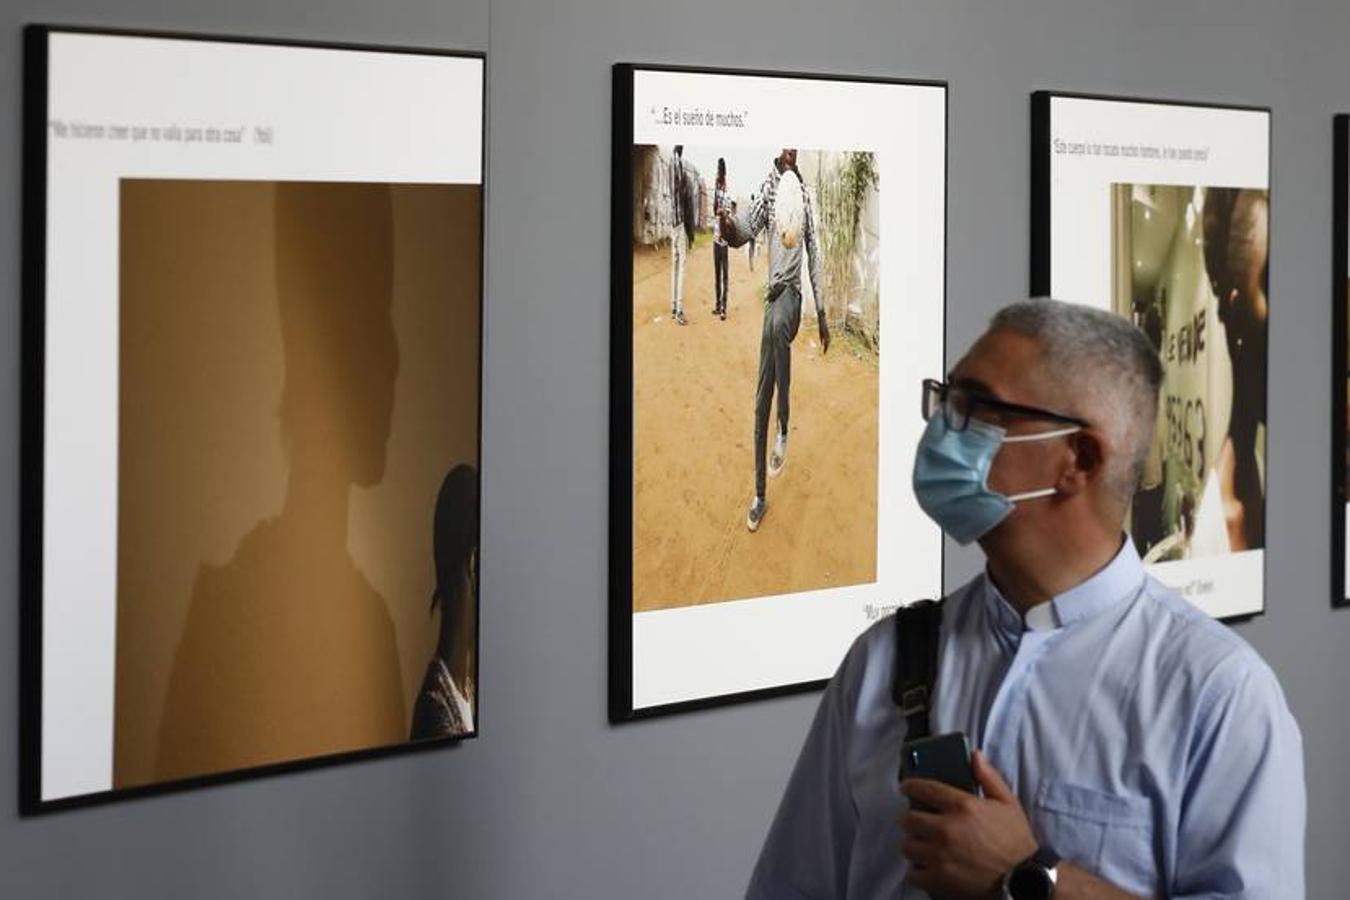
[632,237,879,612]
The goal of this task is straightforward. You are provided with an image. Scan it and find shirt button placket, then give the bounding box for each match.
[979,630,1053,791]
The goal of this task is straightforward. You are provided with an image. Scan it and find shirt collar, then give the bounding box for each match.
[984,579,1025,642]
[983,537,1145,637]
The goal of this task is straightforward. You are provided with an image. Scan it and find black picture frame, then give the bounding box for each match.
[21,24,488,814]
[1029,89,1271,624]
[1332,115,1349,608]
[609,62,949,722]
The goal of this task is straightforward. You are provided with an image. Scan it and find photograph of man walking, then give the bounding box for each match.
[713,157,731,320]
[720,148,832,531]
[615,65,946,716]
[626,142,882,612]
[670,145,690,326]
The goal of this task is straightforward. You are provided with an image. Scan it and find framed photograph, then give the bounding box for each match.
[610,64,947,720]
[1334,116,1349,608]
[1031,91,1270,621]
[22,26,485,812]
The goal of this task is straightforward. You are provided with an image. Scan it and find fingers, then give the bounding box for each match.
[972,750,1014,803]
[900,777,974,814]
[900,834,938,869]
[905,863,943,894]
[900,808,944,841]
[901,840,951,896]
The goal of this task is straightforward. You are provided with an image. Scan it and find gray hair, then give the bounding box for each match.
[989,298,1163,505]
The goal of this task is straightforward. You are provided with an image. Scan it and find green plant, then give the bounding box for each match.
[814,152,880,350]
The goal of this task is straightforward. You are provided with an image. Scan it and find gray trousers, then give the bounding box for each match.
[755,284,802,499]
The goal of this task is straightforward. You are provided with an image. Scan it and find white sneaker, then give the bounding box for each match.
[747,496,767,532]
[768,433,787,478]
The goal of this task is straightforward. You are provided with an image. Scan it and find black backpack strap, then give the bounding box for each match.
[891,599,944,740]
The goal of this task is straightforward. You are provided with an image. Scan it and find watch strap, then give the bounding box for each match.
[1030,845,1061,871]
[1003,846,1061,900]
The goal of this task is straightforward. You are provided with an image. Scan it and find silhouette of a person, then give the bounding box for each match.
[156,182,406,781]
[410,464,479,740]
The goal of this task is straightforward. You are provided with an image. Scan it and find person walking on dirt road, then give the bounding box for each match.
[719,147,831,532]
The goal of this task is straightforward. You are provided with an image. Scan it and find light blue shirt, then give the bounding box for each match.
[746,540,1305,899]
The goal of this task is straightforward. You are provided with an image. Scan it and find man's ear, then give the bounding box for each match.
[1057,429,1103,495]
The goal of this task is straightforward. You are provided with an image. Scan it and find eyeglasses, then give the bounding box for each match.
[921,378,1090,433]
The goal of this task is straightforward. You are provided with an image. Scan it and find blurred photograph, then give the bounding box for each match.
[1110,183,1268,563]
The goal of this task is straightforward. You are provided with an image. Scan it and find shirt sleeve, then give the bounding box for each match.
[722,173,773,249]
[745,640,866,900]
[1171,652,1306,899]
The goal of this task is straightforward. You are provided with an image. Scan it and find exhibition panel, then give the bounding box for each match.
[1333,114,1349,609]
[21,26,486,811]
[1032,92,1270,621]
[610,64,947,719]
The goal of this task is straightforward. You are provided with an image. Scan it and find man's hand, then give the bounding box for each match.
[817,308,831,354]
[899,750,1037,900]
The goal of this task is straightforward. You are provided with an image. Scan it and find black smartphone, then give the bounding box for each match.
[898,732,979,811]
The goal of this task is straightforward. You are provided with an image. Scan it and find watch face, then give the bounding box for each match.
[1007,864,1053,900]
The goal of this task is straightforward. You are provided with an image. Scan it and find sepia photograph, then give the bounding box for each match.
[111,179,483,789]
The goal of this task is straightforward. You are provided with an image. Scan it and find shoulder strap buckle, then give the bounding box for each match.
[892,599,944,740]
[898,685,929,718]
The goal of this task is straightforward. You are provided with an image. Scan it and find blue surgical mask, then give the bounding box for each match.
[912,414,1080,545]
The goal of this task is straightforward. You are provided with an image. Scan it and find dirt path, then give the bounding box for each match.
[631,238,879,612]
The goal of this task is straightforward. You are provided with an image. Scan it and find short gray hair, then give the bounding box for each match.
[989,298,1163,505]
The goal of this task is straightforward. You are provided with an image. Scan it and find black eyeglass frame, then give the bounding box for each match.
[921,378,1090,432]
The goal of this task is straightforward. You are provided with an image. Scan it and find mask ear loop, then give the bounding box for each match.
[1005,486,1057,502]
[998,426,1081,502]
[1000,425,1081,444]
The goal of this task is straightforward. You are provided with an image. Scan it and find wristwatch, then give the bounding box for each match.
[1002,846,1060,900]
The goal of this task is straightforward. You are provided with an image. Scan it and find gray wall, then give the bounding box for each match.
[2,0,1347,896]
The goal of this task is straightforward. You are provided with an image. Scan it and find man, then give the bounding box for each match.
[1119,186,1269,562]
[747,192,757,270]
[1203,188,1268,552]
[719,148,831,532]
[669,145,690,326]
[746,299,1304,899]
[713,157,731,320]
[410,463,479,741]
